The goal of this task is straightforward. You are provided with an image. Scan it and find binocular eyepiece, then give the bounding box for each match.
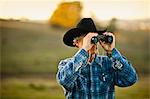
[91,35,113,44]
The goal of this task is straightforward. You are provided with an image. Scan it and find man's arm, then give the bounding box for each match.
[99,32,138,87]
[56,49,89,91]
[109,48,138,87]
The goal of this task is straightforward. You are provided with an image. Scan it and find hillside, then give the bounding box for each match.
[1,20,77,75]
[1,19,149,76]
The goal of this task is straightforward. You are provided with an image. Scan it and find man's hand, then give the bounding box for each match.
[82,32,98,51]
[99,32,115,54]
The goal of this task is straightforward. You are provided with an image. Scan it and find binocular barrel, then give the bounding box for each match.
[91,35,113,44]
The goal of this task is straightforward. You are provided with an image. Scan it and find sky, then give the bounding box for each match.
[0,0,149,20]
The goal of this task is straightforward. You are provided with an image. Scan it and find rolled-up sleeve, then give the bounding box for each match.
[56,49,89,90]
[109,48,138,87]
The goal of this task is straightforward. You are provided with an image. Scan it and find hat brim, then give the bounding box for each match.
[63,28,88,47]
[63,28,106,47]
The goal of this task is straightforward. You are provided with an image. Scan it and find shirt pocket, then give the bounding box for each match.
[99,72,114,91]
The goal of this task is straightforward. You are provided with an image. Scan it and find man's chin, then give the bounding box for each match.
[88,49,97,55]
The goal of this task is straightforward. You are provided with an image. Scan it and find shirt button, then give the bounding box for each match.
[80,62,82,65]
[103,77,106,82]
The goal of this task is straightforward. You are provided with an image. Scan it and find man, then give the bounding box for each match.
[56,18,138,99]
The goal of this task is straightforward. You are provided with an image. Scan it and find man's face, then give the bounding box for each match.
[73,35,97,54]
[73,35,84,48]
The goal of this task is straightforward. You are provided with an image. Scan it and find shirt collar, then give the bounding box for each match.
[94,54,102,66]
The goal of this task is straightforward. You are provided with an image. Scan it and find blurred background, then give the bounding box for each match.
[0,0,150,99]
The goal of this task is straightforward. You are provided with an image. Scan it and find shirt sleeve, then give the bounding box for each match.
[56,49,89,91]
[109,48,138,87]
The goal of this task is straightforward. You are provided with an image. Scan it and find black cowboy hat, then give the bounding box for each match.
[63,18,106,47]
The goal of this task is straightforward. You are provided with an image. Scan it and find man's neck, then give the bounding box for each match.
[88,52,96,63]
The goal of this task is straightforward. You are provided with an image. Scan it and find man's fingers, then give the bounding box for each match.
[101,32,115,44]
[84,32,98,40]
[99,32,115,52]
[99,40,105,48]
[103,32,115,42]
[89,32,98,37]
[103,32,113,36]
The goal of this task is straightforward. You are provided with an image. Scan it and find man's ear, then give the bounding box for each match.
[74,41,79,48]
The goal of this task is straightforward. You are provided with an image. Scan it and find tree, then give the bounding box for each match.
[107,18,117,33]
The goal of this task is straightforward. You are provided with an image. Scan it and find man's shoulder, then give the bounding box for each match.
[58,58,73,66]
[60,58,73,62]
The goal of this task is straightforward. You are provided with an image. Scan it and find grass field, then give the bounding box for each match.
[1,20,149,74]
[1,19,149,98]
[1,76,149,99]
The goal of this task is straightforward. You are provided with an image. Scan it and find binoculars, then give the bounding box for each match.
[91,34,113,44]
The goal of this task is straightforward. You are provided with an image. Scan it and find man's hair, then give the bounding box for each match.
[73,34,86,47]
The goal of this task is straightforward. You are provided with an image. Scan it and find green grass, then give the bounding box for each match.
[1,77,65,99]
[1,77,149,99]
[1,20,77,74]
[115,77,149,99]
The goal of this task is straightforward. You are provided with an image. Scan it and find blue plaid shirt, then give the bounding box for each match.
[56,48,138,99]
